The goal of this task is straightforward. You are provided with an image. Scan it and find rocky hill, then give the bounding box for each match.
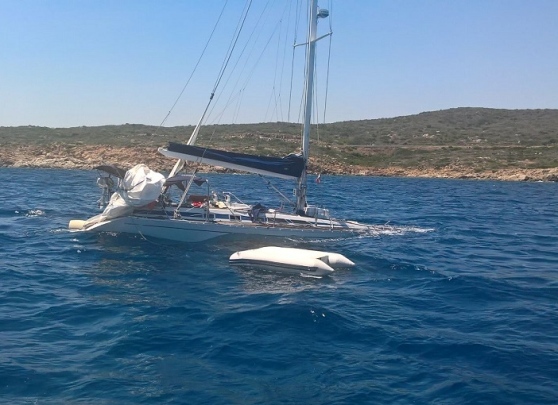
[2,108,558,181]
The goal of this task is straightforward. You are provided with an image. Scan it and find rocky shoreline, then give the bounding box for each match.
[1,144,558,182]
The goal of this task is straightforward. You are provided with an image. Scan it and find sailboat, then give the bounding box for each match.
[69,0,374,243]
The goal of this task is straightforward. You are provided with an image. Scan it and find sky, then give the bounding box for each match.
[1,0,557,128]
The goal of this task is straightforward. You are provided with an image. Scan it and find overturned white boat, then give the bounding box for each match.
[229,246,355,277]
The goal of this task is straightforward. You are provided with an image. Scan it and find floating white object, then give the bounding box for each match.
[229,246,354,276]
[69,220,86,230]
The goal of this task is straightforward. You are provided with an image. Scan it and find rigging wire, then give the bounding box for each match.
[156,0,229,131]
[233,88,244,123]
[277,1,294,122]
[167,0,254,177]
[265,7,285,123]
[220,21,282,123]
[287,0,302,123]
[264,8,282,122]
[208,9,284,128]
[188,0,255,146]
[205,0,273,127]
[212,0,254,96]
[202,1,280,148]
[314,51,320,145]
[264,1,292,123]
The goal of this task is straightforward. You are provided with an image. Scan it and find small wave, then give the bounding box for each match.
[50,228,70,234]
[25,209,45,217]
[235,268,328,294]
[300,273,323,279]
[360,224,435,237]
[284,225,434,244]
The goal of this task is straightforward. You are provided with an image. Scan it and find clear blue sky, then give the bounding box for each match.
[1,0,557,128]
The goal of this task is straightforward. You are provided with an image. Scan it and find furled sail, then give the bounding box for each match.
[158,142,305,180]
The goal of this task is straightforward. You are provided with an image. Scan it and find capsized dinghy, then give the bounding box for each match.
[229,246,355,276]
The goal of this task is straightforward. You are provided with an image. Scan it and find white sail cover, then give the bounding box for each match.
[159,143,305,180]
[85,164,165,226]
[118,164,166,205]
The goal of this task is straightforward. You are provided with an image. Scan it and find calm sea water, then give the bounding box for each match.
[1,168,557,404]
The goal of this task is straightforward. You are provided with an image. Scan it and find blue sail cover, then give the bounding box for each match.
[159,142,305,180]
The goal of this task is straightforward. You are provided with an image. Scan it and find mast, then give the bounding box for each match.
[296,0,327,214]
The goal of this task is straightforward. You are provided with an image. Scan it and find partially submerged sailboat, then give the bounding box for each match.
[69,0,374,243]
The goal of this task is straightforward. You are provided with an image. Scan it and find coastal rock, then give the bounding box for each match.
[1,144,557,182]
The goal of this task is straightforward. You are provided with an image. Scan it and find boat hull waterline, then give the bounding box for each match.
[69,215,368,243]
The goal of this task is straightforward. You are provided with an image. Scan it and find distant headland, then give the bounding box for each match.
[2,107,558,182]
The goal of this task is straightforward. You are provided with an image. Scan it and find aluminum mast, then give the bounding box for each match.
[296,0,329,214]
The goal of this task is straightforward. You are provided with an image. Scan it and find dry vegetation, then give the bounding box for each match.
[2,108,558,180]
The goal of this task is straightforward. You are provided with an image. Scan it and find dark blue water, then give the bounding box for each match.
[1,168,557,404]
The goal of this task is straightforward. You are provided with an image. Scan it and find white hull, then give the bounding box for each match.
[73,212,362,243]
[69,3,368,245]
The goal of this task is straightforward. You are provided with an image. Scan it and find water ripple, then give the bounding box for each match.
[1,169,557,404]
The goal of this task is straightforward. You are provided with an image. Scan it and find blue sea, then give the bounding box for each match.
[1,168,557,404]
